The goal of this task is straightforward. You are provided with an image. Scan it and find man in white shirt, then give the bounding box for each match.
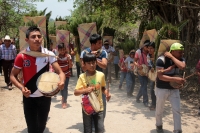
[102,40,115,83]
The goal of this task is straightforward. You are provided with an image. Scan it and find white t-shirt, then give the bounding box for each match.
[124,56,134,69]
[102,45,115,53]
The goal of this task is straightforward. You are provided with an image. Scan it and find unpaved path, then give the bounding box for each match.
[0,67,200,133]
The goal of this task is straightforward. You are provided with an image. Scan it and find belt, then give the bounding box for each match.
[2,59,14,62]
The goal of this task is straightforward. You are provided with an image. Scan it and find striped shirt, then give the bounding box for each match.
[57,54,71,78]
[0,44,17,60]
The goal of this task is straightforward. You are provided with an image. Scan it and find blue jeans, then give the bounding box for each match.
[102,94,106,119]
[82,110,104,133]
[119,71,126,89]
[149,80,156,106]
[61,77,69,103]
[126,71,135,94]
[136,75,148,103]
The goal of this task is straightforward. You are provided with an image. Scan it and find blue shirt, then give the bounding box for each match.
[80,48,107,72]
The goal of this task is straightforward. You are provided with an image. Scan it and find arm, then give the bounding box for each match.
[156,58,185,84]
[97,58,107,69]
[10,67,31,97]
[67,54,73,68]
[164,52,185,70]
[102,87,111,102]
[74,86,94,96]
[51,62,66,90]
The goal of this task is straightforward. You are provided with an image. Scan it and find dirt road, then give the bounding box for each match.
[0,67,200,133]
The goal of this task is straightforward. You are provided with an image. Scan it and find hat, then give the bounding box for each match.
[169,43,184,52]
[4,35,11,41]
[104,40,109,45]
[129,49,135,55]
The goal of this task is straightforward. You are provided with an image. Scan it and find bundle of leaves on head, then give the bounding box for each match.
[117,38,136,55]
[66,15,104,54]
[103,27,115,36]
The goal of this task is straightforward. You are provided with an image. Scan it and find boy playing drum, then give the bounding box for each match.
[74,53,111,133]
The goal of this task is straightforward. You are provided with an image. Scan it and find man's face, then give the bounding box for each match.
[4,40,11,45]
[130,53,135,58]
[143,46,149,53]
[84,61,96,72]
[94,40,102,50]
[171,50,184,59]
[25,31,42,50]
[104,44,109,49]
[148,46,155,55]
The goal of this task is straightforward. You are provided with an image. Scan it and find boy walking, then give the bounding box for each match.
[74,53,111,133]
[57,43,72,109]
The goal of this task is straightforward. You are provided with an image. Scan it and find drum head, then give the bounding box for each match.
[36,72,60,94]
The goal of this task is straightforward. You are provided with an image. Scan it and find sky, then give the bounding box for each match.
[33,0,74,19]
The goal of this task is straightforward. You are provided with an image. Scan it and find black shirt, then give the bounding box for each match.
[156,55,185,89]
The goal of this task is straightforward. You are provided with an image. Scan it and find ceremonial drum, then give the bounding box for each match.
[169,75,183,89]
[36,72,60,97]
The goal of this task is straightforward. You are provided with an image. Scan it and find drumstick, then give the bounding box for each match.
[183,72,185,79]
[184,72,196,79]
[20,51,58,58]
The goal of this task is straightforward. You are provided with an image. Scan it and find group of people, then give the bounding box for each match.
[6,26,111,133]
[118,40,185,133]
[0,25,198,133]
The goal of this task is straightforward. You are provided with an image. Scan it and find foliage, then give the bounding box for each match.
[103,27,115,36]
[117,38,136,55]
[0,0,36,37]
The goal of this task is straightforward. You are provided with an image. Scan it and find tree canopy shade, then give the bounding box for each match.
[0,0,35,37]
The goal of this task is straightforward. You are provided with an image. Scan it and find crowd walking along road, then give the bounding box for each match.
[0,65,200,133]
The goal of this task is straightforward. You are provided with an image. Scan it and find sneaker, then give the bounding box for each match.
[156,125,164,133]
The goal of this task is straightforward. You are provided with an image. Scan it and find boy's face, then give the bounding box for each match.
[84,61,96,72]
[58,48,66,55]
[93,40,102,50]
[148,46,155,54]
[25,31,42,50]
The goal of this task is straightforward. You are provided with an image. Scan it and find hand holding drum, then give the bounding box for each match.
[36,72,63,97]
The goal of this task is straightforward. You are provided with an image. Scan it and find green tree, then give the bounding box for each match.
[0,0,35,37]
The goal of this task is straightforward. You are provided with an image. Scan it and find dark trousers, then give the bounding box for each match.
[150,80,156,106]
[76,62,81,78]
[114,64,119,79]
[2,59,14,86]
[0,59,2,74]
[23,96,51,133]
[82,110,104,133]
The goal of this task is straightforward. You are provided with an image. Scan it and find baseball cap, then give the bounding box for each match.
[169,43,184,52]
